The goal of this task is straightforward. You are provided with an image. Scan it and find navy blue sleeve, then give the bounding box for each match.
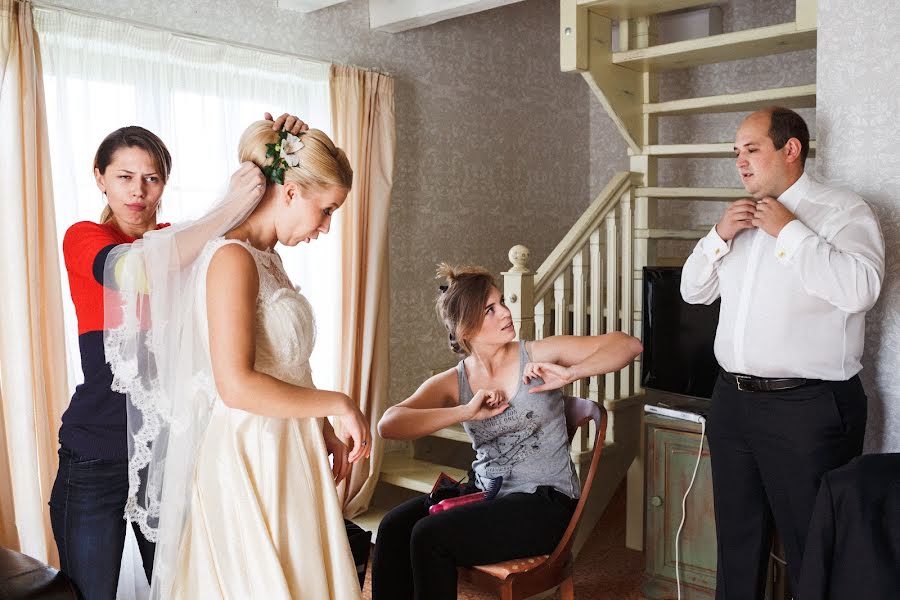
[92,243,118,286]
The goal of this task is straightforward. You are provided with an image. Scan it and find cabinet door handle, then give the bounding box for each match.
[650,495,663,507]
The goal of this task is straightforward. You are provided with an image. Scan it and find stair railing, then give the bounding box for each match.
[503,172,640,452]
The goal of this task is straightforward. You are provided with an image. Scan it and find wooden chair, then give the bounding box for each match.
[458,396,608,600]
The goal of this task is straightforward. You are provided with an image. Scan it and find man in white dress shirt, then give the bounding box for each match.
[681,106,885,599]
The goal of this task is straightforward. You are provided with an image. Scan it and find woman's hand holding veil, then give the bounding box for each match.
[220,162,267,221]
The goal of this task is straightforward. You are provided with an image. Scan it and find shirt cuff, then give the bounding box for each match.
[700,225,730,262]
[775,219,816,263]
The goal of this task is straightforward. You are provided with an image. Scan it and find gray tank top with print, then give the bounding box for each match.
[458,341,580,499]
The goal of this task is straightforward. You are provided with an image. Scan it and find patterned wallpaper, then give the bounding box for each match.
[40,0,603,406]
[651,0,817,259]
[818,0,900,452]
[45,0,893,450]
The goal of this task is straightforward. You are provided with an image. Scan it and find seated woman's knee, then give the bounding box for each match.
[410,516,445,555]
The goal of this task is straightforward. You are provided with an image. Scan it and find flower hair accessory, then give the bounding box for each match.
[263,130,305,184]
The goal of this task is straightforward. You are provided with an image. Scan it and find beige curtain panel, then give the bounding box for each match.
[0,0,68,565]
[330,63,395,519]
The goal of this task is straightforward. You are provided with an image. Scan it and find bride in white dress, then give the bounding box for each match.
[104,122,370,599]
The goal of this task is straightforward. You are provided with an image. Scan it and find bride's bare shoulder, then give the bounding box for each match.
[207,241,258,291]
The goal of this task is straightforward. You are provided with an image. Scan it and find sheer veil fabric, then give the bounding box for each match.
[103,191,261,595]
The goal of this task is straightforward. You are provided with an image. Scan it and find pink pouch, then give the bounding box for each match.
[427,476,502,515]
[428,491,488,515]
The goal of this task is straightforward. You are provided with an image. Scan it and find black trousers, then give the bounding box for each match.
[707,371,867,599]
[371,486,576,600]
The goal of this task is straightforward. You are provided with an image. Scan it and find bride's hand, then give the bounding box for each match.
[338,401,372,463]
[322,420,351,485]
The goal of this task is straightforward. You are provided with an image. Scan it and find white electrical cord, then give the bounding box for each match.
[675,417,707,600]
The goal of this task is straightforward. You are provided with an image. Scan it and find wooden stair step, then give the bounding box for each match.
[636,187,745,201]
[644,139,816,158]
[635,228,709,240]
[380,453,466,494]
[577,0,713,20]
[613,22,816,72]
[352,505,388,541]
[430,424,471,444]
[644,84,816,116]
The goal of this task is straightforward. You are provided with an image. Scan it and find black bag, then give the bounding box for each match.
[423,470,479,510]
[344,519,372,589]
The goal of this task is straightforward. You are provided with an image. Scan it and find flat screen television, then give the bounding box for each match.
[641,266,720,399]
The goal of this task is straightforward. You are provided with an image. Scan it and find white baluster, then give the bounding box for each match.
[572,247,591,452]
[605,212,619,401]
[588,228,603,404]
[534,296,550,341]
[620,191,633,398]
[554,272,572,396]
[553,272,570,338]
[571,247,588,400]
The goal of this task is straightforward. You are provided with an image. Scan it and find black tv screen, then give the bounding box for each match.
[641,267,720,399]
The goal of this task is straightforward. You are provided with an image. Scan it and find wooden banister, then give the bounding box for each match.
[533,172,634,300]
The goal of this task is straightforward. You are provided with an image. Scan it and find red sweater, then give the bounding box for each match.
[60,221,168,460]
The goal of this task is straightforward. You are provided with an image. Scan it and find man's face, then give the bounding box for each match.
[734,113,789,199]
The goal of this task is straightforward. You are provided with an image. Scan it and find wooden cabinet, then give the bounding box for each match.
[641,411,793,600]
[642,414,716,600]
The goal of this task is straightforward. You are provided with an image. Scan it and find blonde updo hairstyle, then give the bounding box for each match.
[237,120,353,192]
[435,263,497,356]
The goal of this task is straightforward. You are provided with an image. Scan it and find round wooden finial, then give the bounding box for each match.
[507,245,531,273]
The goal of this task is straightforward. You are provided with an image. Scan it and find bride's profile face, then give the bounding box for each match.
[276,183,348,246]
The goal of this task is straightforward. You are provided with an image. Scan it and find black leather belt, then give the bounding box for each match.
[721,371,818,393]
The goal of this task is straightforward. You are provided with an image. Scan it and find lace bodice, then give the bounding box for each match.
[198,238,317,388]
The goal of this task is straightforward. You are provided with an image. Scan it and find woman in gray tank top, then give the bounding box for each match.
[372,263,642,600]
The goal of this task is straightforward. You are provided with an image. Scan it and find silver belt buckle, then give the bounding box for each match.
[735,375,753,392]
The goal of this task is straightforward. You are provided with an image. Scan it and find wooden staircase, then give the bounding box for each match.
[554,0,819,553]
[356,0,818,568]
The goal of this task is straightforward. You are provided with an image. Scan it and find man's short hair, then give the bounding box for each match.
[767,106,810,166]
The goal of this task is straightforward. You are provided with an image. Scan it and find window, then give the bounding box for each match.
[36,8,340,399]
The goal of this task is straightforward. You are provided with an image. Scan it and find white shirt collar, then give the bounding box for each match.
[777,171,810,212]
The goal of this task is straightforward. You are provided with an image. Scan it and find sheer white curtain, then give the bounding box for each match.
[33,8,338,598]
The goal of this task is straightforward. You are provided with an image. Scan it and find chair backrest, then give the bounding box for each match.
[563,395,602,444]
[546,396,608,566]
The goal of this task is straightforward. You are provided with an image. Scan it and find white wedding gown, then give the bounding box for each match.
[169,238,360,599]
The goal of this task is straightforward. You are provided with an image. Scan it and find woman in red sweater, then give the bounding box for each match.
[50,115,307,598]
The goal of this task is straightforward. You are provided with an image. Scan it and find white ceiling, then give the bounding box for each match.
[278,0,526,33]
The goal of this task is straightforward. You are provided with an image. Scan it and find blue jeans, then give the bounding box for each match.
[49,446,155,599]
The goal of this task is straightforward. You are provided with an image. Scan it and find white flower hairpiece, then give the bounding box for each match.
[280,132,304,167]
[264,130,305,184]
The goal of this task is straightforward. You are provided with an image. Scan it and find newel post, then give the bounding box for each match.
[502,245,534,341]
